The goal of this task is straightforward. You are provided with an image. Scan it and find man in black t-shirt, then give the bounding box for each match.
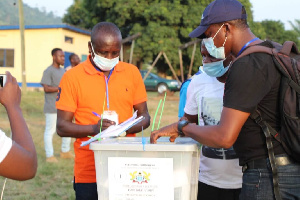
[150,0,300,199]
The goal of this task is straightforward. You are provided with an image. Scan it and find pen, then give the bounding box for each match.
[92,111,101,118]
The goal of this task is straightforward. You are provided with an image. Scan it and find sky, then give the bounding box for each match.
[22,0,299,30]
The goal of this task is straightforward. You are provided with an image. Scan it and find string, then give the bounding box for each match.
[151,99,162,132]
[157,92,167,130]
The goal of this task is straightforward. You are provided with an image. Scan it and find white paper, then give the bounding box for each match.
[108,157,174,200]
[80,111,144,146]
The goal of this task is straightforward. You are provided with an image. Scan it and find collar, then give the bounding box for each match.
[83,55,125,75]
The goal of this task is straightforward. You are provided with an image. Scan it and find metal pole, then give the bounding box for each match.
[120,44,123,62]
[18,0,26,91]
[143,51,163,81]
[188,43,197,78]
[162,52,181,83]
[129,40,135,64]
[178,49,184,82]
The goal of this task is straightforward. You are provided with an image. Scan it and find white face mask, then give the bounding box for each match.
[203,60,229,77]
[90,42,119,71]
[202,24,227,59]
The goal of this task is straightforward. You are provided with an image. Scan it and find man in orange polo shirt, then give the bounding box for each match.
[56,22,150,200]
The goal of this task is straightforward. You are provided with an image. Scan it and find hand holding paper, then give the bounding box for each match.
[81,111,144,146]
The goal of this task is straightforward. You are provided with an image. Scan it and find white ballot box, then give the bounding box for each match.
[90,137,200,200]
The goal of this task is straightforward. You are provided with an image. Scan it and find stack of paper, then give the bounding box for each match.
[81,111,144,147]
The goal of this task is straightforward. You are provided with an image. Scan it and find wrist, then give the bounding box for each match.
[92,124,99,135]
[177,120,190,137]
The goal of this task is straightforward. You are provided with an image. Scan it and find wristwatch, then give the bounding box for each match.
[177,120,190,137]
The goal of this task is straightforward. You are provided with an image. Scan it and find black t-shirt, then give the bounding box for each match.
[223,41,285,166]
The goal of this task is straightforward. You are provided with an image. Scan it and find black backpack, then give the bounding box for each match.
[233,40,300,200]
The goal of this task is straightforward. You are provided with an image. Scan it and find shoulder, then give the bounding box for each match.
[119,62,139,71]
[117,62,141,77]
[191,72,218,84]
[43,66,53,73]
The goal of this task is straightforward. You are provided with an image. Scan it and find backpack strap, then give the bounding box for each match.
[250,110,282,200]
[233,44,283,199]
[280,41,299,55]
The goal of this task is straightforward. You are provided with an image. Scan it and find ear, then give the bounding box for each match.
[88,41,92,54]
[223,22,233,37]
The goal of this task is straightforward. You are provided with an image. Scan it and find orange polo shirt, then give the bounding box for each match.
[56,57,147,183]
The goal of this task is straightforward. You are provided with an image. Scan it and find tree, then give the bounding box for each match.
[259,20,299,47]
[0,0,62,25]
[289,19,300,36]
[63,0,253,75]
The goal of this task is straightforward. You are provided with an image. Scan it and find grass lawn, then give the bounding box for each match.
[0,90,179,199]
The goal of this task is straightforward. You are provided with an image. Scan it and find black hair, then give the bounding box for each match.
[51,48,62,56]
[69,53,77,62]
[91,22,122,44]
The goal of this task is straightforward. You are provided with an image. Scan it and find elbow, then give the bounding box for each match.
[144,114,151,129]
[56,128,64,137]
[56,122,65,137]
[218,136,235,149]
[17,156,37,181]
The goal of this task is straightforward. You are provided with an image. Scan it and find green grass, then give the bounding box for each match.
[0,90,179,199]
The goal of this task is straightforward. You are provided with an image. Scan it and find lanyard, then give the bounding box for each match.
[104,69,114,110]
[237,37,259,57]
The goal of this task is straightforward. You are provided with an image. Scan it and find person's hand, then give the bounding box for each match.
[96,119,116,133]
[0,71,21,108]
[150,122,179,144]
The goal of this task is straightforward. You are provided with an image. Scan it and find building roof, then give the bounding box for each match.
[0,24,91,35]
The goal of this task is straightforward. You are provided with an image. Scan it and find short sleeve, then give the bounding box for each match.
[224,54,273,113]
[184,77,205,126]
[0,130,12,163]
[40,68,51,85]
[132,68,147,105]
[56,73,78,112]
[184,78,199,115]
[178,80,190,118]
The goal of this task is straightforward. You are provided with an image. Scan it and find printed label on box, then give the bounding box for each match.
[108,157,174,200]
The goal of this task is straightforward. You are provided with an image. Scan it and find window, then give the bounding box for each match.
[65,36,73,44]
[81,54,87,61]
[0,49,14,67]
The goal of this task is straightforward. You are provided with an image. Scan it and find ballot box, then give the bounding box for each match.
[90,137,200,200]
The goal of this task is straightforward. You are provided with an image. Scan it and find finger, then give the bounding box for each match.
[101,119,116,125]
[150,132,161,144]
[169,135,177,143]
[5,71,12,83]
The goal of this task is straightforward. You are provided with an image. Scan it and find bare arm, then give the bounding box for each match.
[0,72,37,180]
[126,102,150,134]
[41,84,59,93]
[151,107,249,148]
[56,109,115,138]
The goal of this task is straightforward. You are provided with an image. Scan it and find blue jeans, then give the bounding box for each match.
[44,113,71,157]
[240,162,300,200]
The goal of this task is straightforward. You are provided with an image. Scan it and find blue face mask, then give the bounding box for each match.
[202,24,227,59]
[203,60,229,77]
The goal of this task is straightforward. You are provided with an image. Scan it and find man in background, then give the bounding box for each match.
[65,53,81,71]
[41,48,73,163]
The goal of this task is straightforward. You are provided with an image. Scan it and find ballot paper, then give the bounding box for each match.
[81,111,144,147]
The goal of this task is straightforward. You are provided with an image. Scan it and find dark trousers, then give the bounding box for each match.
[73,177,98,200]
[197,181,241,200]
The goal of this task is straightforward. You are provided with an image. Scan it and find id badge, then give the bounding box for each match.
[102,110,119,125]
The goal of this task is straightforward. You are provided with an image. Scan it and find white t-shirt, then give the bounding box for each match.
[0,129,12,163]
[184,71,242,189]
